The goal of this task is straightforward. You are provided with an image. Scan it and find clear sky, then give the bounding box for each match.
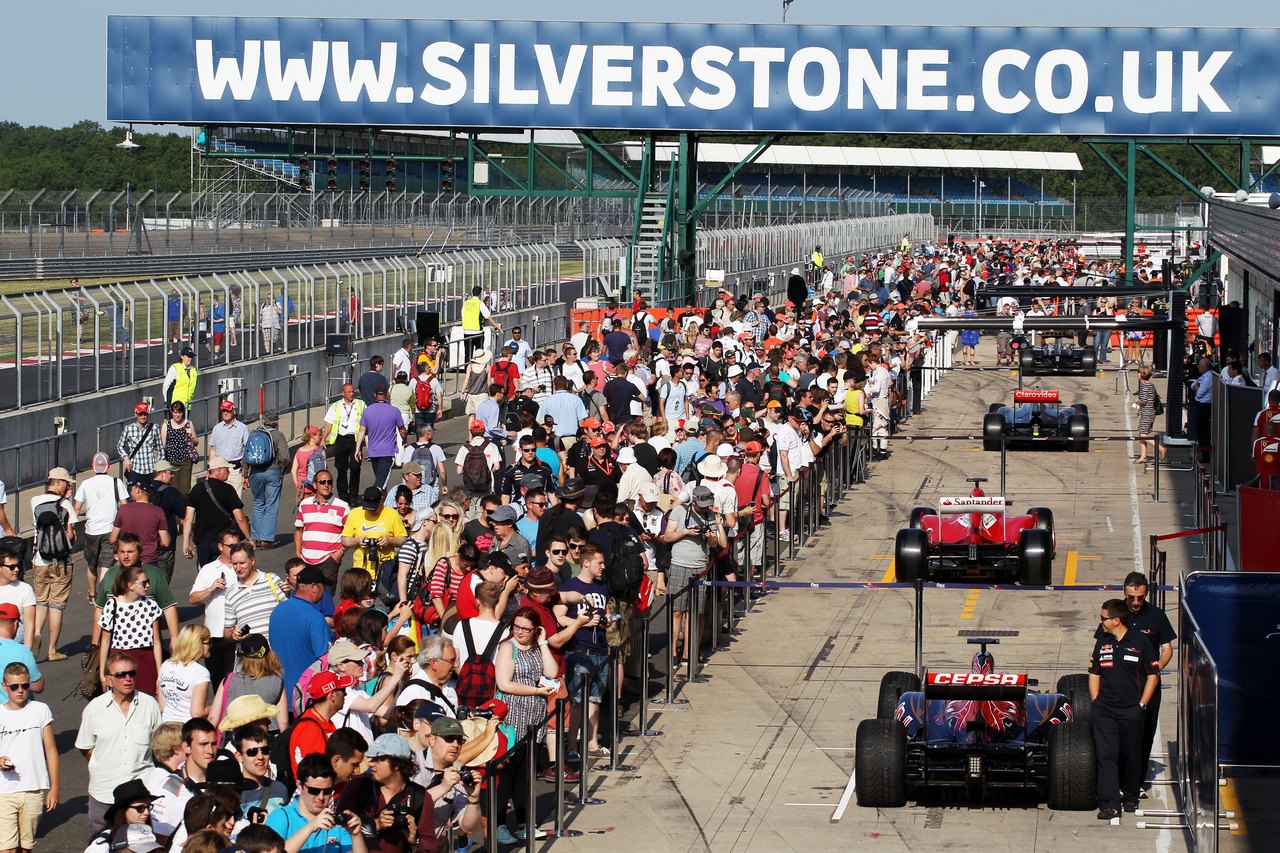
[1,1,1253,128]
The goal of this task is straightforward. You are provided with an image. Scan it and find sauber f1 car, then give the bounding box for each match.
[894,478,1055,585]
[856,639,1095,809]
[983,389,1090,452]
[1014,333,1097,376]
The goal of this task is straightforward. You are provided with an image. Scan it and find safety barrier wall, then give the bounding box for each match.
[1179,601,1221,853]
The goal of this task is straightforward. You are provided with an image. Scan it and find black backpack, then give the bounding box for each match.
[34,498,71,562]
[681,451,708,487]
[461,440,493,493]
[269,715,326,796]
[601,523,645,602]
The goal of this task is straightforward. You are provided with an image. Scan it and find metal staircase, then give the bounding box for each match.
[630,192,667,302]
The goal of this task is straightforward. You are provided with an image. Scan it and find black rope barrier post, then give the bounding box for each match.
[568,674,605,807]
[1151,432,1164,503]
[600,651,636,773]
[524,732,538,853]
[651,585,689,708]
[785,479,798,561]
[709,570,721,652]
[636,607,663,735]
[552,700,583,838]
[485,758,500,853]
[686,578,708,684]
[914,577,925,680]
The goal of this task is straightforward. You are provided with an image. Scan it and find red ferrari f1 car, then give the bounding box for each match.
[894,477,1055,585]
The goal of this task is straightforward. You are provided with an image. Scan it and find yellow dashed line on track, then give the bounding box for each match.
[881,560,896,583]
[1220,776,1247,835]
[961,589,980,619]
[1064,551,1079,586]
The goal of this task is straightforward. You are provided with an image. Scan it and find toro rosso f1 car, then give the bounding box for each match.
[1014,333,1097,377]
[983,389,1090,452]
[894,478,1054,585]
[855,638,1095,809]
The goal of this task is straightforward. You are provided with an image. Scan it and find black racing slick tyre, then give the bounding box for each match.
[1020,351,1036,374]
[1067,414,1089,452]
[908,506,933,529]
[1055,674,1093,724]
[1081,348,1098,376]
[855,719,908,808]
[894,527,929,583]
[1072,403,1089,420]
[988,403,1004,414]
[1027,507,1055,557]
[1018,528,1052,586]
[1047,721,1097,810]
[876,671,922,720]
[983,412,1005,452]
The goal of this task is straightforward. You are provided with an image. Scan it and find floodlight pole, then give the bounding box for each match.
[782,0,795,23]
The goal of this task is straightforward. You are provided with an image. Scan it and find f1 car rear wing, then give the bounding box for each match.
[1012,389,1060,404]
[938,496,1008,515]
[924,672,1028,702]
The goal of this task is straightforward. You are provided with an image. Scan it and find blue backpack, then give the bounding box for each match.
[244,428,274,467]
[303,446,327,488]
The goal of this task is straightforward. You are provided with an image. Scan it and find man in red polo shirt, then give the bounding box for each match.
[733,441,772,586]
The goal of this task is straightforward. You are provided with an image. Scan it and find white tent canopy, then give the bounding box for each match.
[621,142,1082,171]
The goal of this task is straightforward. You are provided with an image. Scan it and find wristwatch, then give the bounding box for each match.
[1138,702,1147,709]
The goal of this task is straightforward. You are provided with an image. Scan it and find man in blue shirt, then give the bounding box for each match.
[265,754,368,852]
[268,566,332,700]
[1190,356,1214,462]
[0,604,42,694]
[537,377,588,439]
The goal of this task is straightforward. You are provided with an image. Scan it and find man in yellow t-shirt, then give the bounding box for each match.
[339,487,408,577]
[844,374,866,429]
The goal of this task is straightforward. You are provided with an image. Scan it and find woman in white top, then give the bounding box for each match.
[157,625,212,723]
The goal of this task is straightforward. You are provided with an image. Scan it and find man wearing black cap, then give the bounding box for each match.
[269,566,334,701]
[340,488,407,580]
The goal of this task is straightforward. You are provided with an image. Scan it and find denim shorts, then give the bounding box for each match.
[565,651,610,704]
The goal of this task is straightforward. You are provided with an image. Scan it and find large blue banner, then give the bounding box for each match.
[1184,571,1280,766]
[107,17,1280,136]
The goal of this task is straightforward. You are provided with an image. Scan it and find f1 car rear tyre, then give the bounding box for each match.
[1019,351,1035,374]
[1027,507,1056,558]
[894,527,929,583]
[983,413,1005,452]
[988,403,1004,414]
[1067,414,1090,452]
[876,671,922,719]
[855,718,908,808]
[1081,349,1097,375]
[1047,721,1097,810]
[908,506,933,529]
[1072,403,1089,419]
[1018,529,1052,586]
[1055,674,1093,724]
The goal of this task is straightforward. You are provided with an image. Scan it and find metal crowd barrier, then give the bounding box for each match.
[1191,456,1229,572]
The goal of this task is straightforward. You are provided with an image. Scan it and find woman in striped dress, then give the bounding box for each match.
[1135,364,1166,465]
[493,606,559,842]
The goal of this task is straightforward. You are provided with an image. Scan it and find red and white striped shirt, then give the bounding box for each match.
[294,496,350,565]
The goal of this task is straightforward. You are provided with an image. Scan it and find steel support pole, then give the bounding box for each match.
[1125,140,1137,286]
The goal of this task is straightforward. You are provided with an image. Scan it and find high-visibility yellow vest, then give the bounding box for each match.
[461,297,482,332]
[170,363,198,406]
[325,399,366,444]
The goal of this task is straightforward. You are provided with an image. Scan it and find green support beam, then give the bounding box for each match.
[1125,141,1136,285]
[689,135,777,219]
[576,132,641,187]
[1182,250,1223,291]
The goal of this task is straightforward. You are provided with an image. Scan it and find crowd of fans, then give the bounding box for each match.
[0,235,1222,852]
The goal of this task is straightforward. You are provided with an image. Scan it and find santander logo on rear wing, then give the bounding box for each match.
[1013,389,1060,403]
[938,496,1007,515]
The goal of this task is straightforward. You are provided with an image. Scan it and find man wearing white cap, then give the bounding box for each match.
[74,452,128,599]
[30,468,77,661]
[614,447,650,507]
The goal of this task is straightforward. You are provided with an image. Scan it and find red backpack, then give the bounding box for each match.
[455,619,505,711]
[490,361,518,397]
[415,377,433,411]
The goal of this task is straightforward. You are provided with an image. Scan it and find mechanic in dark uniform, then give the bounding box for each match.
[1089,598,1161,820]
[1092,571,1176,792]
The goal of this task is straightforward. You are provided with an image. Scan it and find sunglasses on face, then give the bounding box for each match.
[4,682,30,691]
[441,513,460,521]
[303,784,334,796]
[549,549,567,556]
[241,745,268,757]
[314,478,333,485]
[436,735,464,744]
[110,670,137,679]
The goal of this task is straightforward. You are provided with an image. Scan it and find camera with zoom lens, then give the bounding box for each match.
[458,768,477,788]
[387,803,414,830]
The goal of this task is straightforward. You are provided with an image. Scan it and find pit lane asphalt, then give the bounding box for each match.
[36,341,1202,852]
[541,343,1198,853]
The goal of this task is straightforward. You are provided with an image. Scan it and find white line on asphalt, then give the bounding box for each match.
[1123,381,1168,853]
[831,766,859,822]
[785,803,836,807]
[814,747,855,751]
[1106,515,1115,533]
